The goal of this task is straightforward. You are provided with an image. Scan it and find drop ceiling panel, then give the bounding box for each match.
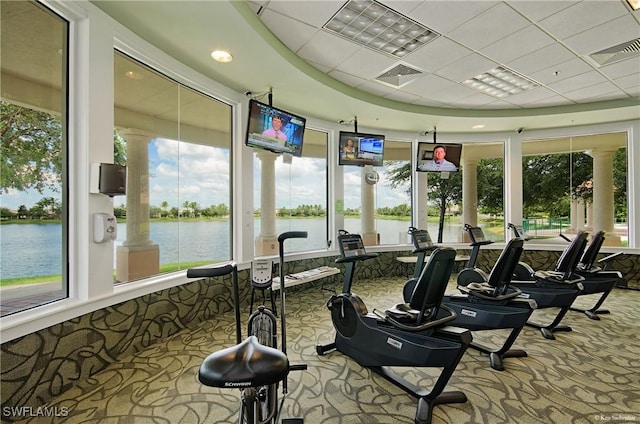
[409,1,498,35]
[509,43,577,76]
[528,58,594,85]
[404,37,474,73]
[508,1,578,22]
[547,71,609,93]
[262,0,344,27]
[260,9,318,53]
[296,30,362,69]
[537,1,629,40]
[480,25,556,64]
[434,53,499,83]
[446,3,530,51]
[334,48,398,80]
[563,81,623,103]
[564,15,640,56]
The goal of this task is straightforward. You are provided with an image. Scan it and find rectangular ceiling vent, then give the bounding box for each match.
[323,0,440,59]
[376,64,423,87]
[589,38,640,66]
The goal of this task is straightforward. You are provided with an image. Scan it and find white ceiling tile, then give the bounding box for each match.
[537,1,629,39]
[598,56,640,79]
[547,71,609,93]
[403,37,474,73]
[528,58,594,85]
[446,3,530,50]
[563,15,640,56]
[408,1,498,35]
[383,90,422,104]
[509,43,576,76]
[504,86,563,105]
[334,48,398,80]
[434,52,499,83]
[260,9,319,53]
[524,95,575,108]
[297,30,362,69]
[507,1,578,22]
[403,73,459,95]
[327,68,367,87]
[615,73,640,90]
[262,1,345,27]
[564,82,624,103]
[481,25,556,64]
[357,79,398,96]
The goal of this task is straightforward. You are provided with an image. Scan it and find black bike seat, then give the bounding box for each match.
[198,335,289,388]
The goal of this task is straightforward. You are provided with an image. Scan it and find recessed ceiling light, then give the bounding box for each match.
[472,124,485,129]
[211,50,233,63]
[462,66,539,99]
[323,0,439,58]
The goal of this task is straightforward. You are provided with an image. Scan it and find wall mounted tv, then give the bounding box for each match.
[416,142,462,172]
[245,99,307,157]
[338,131,385,167]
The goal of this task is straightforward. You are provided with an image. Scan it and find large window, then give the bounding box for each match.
[522,133,628,246]
[252,127,328,255]
[114,52,232,283]
[0,2,69,316]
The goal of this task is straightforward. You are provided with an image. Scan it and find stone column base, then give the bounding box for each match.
[255,236,278,256]
[116,244,160,282]
[603,234,622,246]
[362,232,379,246]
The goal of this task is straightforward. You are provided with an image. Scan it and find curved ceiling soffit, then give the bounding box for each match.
[231,1,639,121]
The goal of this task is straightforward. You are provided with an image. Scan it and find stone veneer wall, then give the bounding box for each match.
[1,249,638,415]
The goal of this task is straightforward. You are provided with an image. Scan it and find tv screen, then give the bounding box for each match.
[338,131,385,167]
[417,142,462,172]
[245,99,307,157]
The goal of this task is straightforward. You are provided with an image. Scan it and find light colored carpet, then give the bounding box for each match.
[13,278,640,424]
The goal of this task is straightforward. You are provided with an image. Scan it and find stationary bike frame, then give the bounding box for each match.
[188,231,308,424]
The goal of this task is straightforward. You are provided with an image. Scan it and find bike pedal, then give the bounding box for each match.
[281,419,303,424]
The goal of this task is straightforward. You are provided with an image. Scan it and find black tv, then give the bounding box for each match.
[338,131,385,167]
[245,99,307,157]
[416,142,462,172]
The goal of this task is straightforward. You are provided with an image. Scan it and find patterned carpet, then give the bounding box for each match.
[11,277,640,424]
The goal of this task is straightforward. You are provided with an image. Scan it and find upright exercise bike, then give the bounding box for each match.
[188,231,309,424]
[317,230,471,424]
[405,227,536,371]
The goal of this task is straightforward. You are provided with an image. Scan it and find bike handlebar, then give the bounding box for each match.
[289,363,307,372]
[278,231,308,243]
[186,262,236,279]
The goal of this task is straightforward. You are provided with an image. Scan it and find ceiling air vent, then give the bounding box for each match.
[589,38,640,66]
[376,64,423,87]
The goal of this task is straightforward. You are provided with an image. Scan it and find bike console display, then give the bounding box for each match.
[338,233,367,258]
[411,229,434,251]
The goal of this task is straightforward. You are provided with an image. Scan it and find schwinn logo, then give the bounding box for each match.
[224,381,252,387]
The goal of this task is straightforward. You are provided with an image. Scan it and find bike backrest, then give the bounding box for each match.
[408,247,456,322]
[486,238,524,288]
[556,231,589,278]
[579,231,605,270]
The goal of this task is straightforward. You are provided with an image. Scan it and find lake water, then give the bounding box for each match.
[0,218,462,279]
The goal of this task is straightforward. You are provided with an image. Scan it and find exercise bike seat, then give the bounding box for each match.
[198,335,289,388]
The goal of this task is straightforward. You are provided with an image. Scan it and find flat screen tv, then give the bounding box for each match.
[416,142,462,172]
[245,99,307,157]
[338,131,385,167]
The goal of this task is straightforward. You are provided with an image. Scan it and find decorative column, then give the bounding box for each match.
[116,129,160,282]
[361,167,378,245]
[460,158,478,242]
[569,200,577,232]
[255,151,279,255]
[575,199,586,231]
[591,147,620,245]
